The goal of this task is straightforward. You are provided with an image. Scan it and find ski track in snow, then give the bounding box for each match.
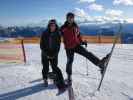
[0,44,133,100]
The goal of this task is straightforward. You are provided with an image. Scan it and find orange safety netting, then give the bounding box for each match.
[0,42,25,63]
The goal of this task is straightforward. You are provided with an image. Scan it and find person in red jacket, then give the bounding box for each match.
[61,12,110,85]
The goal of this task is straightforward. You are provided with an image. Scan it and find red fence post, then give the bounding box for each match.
[21,39,26,63]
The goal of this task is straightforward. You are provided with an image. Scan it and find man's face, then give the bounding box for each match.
[67,16,74,24]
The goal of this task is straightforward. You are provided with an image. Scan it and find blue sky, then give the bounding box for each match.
[0,0,133,26]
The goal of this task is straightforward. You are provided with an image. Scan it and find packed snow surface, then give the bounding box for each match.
[0,44,133,100]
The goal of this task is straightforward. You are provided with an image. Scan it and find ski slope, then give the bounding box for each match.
[0,44,133,100]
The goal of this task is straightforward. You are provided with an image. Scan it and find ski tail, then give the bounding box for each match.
[68,86,75,100]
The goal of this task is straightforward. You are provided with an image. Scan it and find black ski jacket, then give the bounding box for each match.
[40,30,61,57]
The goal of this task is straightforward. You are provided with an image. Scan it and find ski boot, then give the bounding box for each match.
[57,83,68,95]
[43,79,48,87]
[98,53,111,75]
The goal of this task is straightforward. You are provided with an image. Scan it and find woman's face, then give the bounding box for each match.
[67,16,74,24]
[50,23,56,32]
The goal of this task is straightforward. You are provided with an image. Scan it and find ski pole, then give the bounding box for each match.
[85,44,89,76]
[86,56,89,76]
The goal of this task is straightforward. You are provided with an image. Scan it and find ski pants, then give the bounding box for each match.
[66,45,100,76]
[41,52,65,87]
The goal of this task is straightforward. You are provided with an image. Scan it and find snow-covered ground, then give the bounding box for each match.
[0,44,133,100]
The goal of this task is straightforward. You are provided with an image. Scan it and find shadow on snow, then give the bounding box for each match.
[0,82,56,100]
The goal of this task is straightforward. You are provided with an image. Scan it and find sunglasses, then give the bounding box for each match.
[50,24,56,27]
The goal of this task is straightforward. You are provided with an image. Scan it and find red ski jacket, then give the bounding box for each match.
[61,26,82,49]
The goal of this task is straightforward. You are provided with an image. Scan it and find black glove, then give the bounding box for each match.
[81,41,87,47]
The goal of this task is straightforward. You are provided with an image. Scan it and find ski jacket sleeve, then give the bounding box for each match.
[55,32,61,54]
[76,27,82,43]
[40,31,47,52]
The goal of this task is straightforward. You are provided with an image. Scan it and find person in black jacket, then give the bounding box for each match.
[40,19,67,92]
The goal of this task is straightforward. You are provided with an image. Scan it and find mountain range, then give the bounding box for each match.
[0,20,133,43]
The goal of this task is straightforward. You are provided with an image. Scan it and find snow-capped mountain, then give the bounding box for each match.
[0,20,133,43]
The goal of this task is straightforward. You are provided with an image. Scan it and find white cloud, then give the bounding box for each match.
[73,8,115,23]
[73,8,91,19]
[78,0,95,3]
[105,9,123,17]
[72,8,128,24]
[113,0,133,6]
[88,3,104,11]
[87,16,125,23]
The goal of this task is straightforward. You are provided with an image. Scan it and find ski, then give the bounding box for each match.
[97,23,123,91]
